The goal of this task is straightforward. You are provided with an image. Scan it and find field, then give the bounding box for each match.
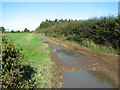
[6,33,49,64]
[5,33,61,88]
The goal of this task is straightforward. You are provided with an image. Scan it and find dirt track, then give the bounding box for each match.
[35,34,119,87]
[48,38,119,87]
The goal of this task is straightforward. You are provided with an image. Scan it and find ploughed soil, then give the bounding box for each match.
[35,34,119,87]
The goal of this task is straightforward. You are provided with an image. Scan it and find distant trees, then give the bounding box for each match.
[1,27,33,33]
[9,28,32,33]
[24,28,30,33]
[11,30,15,33]
[16,30,20,33]
[55,19,58,22]
[0,26,5,33]
[10,30,20,33]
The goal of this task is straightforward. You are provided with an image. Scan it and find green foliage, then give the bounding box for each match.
[11,30,15,33]
[2,35,24,88]
[0,26,5,33]
[9,29,33,33]
[35,16,120,55]
[2,35,37,88]
[5,33,61,88]
[24,28,30,33]
[16,30,20,33]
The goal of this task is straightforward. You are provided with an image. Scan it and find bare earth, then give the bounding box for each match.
[35,34,119,88]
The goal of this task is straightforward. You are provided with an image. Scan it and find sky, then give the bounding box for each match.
[1,0,119,31]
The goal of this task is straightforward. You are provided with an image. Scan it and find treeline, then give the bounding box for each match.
[0,27,33,33]
[10,28,33,33]
[35,16,120,54]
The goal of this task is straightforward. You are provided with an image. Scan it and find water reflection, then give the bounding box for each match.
[37,35,117,88]
[62,70,117,88]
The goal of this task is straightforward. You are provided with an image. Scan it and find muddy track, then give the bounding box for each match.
[35,34,119,88]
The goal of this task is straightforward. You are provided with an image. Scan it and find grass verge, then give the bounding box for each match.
[35,33,67,48]
[5,33,61,88]
[35,33,118,55]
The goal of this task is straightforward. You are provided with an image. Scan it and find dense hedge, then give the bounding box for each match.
[2,35,61,88]
[2,36,36,88]
[35,16,120,53]
[2,35,23,88]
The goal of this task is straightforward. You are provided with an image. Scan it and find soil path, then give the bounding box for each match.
[35,34,119,87]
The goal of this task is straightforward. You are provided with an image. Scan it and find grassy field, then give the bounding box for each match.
[6,33,49,64]
[5,33,61,88]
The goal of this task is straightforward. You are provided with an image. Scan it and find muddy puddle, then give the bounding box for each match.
[35,35,118,88]
[52,44,117,88]
[52,44,89,68]
[62,70,117,88]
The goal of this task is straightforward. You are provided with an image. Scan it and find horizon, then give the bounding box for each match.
[1,1,119,31]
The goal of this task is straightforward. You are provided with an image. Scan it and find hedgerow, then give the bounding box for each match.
[2,35,36,88]
[35,16,120,54]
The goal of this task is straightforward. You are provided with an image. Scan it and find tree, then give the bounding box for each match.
[0,26,5,33]
[11,30,15,33]
[60,19,63,22]
[46,19,48,22]
[65,19,67,22]
[16,30,20,33]
[24,28,30,33]
[55,19,58,22]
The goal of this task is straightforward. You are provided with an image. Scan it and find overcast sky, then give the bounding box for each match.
[1,0,119,31]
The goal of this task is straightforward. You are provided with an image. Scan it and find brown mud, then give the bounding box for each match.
[35,34,119,88]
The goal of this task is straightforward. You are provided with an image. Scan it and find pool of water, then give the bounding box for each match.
[36,35,117,88]
[62,70,117,88]
[52,44,88,68]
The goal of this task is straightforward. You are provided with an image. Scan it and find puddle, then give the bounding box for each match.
[35,35,48,43]
[62,70,117,88]
[36,35,117,88]
[52,44,89,68]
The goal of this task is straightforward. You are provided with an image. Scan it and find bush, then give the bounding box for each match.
[2,35,24,88]
[2,36,36,88]
[35,16,120,52]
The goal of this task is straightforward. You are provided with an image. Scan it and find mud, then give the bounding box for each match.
[62,70,117,88]
[34,34,119,88]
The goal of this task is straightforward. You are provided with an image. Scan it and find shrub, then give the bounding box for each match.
[2,36,36,88]
[35,16,120,53]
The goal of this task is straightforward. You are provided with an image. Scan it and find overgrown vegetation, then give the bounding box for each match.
[4,33,61,88]
[2,35,34,88]
[0,28,2,88]
[35,16,120,55]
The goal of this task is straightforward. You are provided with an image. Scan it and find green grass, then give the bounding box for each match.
[35,33,67,48]
[5,33,47,64]
[67,40,118,55]
[36,33,118,55]
[5,33,61,88]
